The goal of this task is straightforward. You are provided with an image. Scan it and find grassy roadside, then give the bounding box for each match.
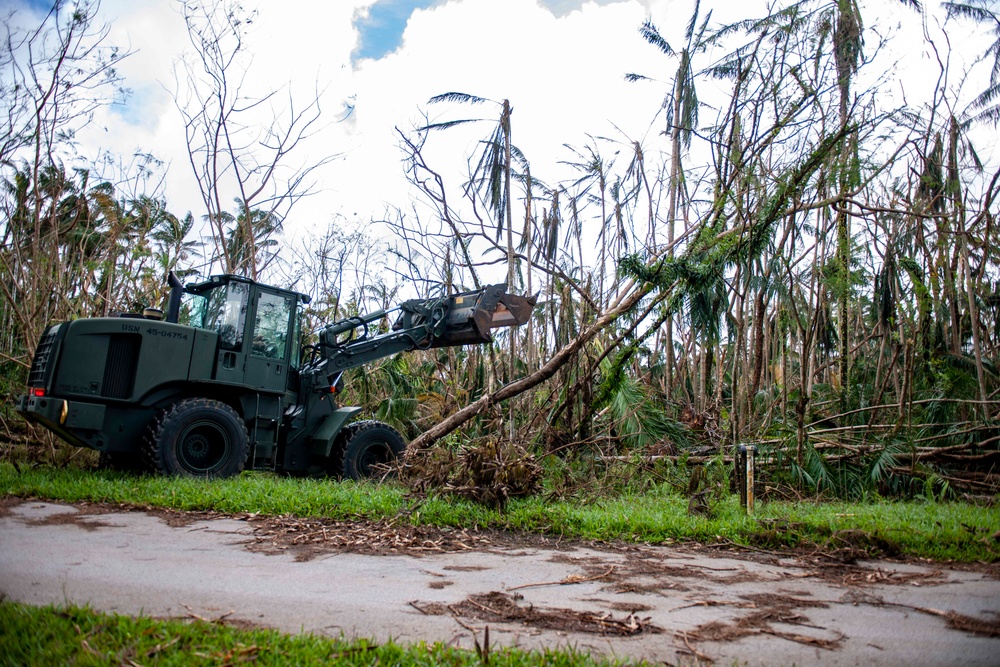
[0,601,640,667]
[1,462,998,562]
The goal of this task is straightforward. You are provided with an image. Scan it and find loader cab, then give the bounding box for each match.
[178,275,310,393]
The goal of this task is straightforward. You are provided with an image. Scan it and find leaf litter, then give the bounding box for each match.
[10,499,1000,652]
[409,591,662,637]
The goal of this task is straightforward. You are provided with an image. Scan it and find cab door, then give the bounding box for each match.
[245,290,293,393]
[208,281,250,385]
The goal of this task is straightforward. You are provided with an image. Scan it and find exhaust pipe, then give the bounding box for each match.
[165,271,184,323]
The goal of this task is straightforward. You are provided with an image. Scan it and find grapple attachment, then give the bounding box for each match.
[393,284,536,348]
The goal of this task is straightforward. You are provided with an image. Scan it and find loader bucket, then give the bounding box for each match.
[491,291,536,329]
[394,284,536,348]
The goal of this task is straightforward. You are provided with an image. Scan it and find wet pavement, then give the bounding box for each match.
[1,500,998,665]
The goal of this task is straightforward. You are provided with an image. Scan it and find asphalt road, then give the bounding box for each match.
[1,500,998,665]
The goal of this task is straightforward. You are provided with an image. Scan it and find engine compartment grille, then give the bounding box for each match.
[101,334,141,399]
[26,328,57,387]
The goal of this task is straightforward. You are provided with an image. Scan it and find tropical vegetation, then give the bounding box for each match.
[2,0,999,507]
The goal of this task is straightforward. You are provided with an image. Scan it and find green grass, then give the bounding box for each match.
[0,601,641,666]
[2,462,998,562]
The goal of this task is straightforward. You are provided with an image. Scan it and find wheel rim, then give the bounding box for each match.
[356,439,393,477]
[177,420,231,474]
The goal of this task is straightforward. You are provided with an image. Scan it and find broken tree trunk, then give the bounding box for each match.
[406,280,653,452]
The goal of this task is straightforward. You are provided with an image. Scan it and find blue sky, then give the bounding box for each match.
[353,0,439,61]
[20,0,53,12]
[349,0,623,61]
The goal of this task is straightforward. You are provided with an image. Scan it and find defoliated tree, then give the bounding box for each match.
[944,1,1000,123]
[633,2,714,249]
[630,3,716,395]
[423,93,518,289]
[0,0,131,356]
[173,0,336,279]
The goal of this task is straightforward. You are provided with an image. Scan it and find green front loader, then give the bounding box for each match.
[15,274,535,479]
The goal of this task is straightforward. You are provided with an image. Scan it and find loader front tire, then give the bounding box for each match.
[341,421,405,481]
[145,398,249,478]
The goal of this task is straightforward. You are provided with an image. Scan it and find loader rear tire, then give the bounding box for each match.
[341,421,405,481]
[145,398,249,478]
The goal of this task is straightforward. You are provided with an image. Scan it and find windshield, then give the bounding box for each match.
[179,292,208,329]
[179,282,249,350]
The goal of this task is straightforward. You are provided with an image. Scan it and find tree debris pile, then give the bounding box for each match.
[401,439,542,508]
[245,514,494,560]
[411,591,662,636]
[685,595,845,650]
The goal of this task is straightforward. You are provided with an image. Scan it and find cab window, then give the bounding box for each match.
[200,282,249,350]
[290,304,303,370]
[252,292,291,359]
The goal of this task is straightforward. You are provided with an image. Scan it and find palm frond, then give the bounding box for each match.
[598,353,690,451]
[943,1,997,23]
[639,20,674,56]
[712,2,810,42]
[971,80,1000,110]
[693,10,715,51]
[428,92,489,105]
[803,442,835,492]
[684,0,701,43]
[868,438,906,485]
[972,103,1000,125]
[418,118,482,132]
[944,2,1000,84]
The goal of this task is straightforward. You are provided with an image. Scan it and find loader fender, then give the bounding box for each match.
[309,407,363,457]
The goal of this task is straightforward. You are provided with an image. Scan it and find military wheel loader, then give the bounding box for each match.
[15,273,535,479]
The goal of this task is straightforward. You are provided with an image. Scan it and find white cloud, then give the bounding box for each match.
[14,0,999,276]
[328,0,673,222]
[77,0,368,229]
[14,0,696,246]
[71,0,684,234]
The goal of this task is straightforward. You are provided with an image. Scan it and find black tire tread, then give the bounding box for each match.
[327,419,374,476]
[341,420,406,481]
[143,398,249,478]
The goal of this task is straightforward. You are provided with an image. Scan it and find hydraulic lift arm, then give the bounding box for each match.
[309,284,535,380]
